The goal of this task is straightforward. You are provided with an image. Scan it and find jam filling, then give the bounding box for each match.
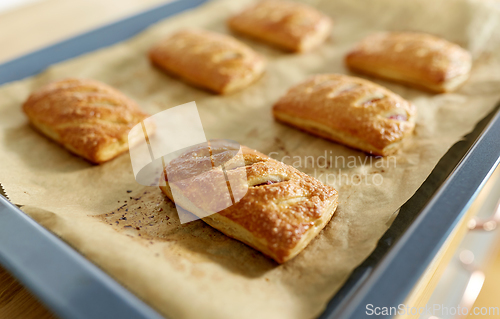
[387,114,408,121]
[362,98,383,105]
[253,180,279,187]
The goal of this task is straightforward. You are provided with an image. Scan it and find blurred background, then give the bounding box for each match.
[0,1,499,319]
[0,0,169,63]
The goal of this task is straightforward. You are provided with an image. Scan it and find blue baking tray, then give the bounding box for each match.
[0,0,499,318]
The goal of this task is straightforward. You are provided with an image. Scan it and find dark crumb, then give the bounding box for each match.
[127,190,132,193]
[115,221,119,224]
[125,209,128,212]
[124,225,133,228]
[119,216,127,221]
[136,227,140,230]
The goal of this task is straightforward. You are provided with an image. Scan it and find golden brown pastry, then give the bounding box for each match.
[273,74,416,156]
[228,0,332,52]
[149,29,266,94]
[345,32,472,93]
[160,140,339,263]
[23,78,151,164]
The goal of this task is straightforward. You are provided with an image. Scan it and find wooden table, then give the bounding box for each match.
[0,268,55,319]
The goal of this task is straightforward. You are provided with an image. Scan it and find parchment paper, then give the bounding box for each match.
[1,0,500,318]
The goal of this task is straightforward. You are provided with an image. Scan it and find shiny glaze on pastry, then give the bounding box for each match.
[22,78,150,163]
[160,140,338,263]
[345,32,472,93]
[149,29,266,94]
[228,0,332,52]
[273,74,416,156]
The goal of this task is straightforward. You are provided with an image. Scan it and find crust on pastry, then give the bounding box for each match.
[273,74,416,156]
[159,141,338,263]
[22,78,151,164]
[149,29,266,94]
[345,32,472,93]
[228,0,332,52]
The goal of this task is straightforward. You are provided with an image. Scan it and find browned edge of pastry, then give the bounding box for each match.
[159,141,339,263]
[345,32,472,93]
[149,29,266,94]
[272,74,417,156]
[22,78,152,164]
[227,0,333,52]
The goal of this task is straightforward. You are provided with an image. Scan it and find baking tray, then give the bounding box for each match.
[0,0,499,318]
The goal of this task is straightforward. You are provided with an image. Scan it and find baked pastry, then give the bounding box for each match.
[149,29,266,94]
[273,74,416,156]
[23,78,151,164]
[345,32,472,93]
[228,0,332,52]
[159,140,339,263]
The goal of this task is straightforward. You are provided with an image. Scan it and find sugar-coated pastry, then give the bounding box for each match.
[228,0,332,52]
[345,32,472,93]
[23,78,151,164]
[273,74,416,156]
[149,29,266,94]
[160,140,339,263]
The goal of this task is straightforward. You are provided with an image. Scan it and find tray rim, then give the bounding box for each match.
[0,196,165,319]
[1,0,499,318]
[321,107,500,319]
